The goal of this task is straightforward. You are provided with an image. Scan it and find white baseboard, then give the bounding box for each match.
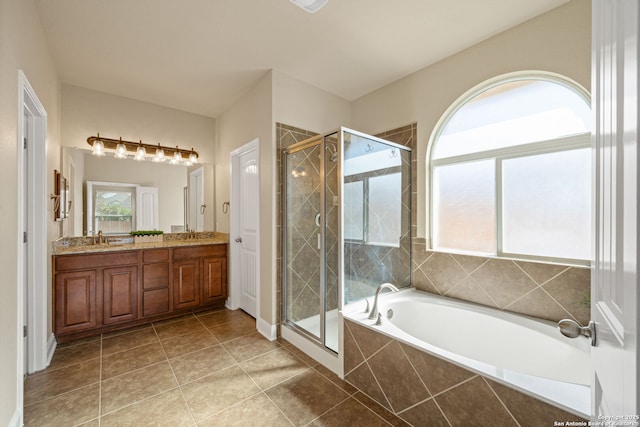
[46,333,57,367]
[8,407,21,427]
[256,318,277,341]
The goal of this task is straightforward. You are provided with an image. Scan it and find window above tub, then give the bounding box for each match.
[429,72,592,265]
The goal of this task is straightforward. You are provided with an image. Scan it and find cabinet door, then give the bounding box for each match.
[173,259,200,309]
[55,270,97,335]
[203,257,227,304]
[103,266,138,324]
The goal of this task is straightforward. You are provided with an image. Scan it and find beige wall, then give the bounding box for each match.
[216,71,274,323]
[351,0,591,240]
[0,0,61,424]
[273,71,351,134]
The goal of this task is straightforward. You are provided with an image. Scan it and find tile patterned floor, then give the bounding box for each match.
[24,309,409,426]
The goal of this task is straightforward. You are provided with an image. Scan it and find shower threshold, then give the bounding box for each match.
[292,308,339,353]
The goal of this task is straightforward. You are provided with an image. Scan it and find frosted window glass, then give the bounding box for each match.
[433,80,591,159]
[434,160,496,254]
[502,148,591,260]
[344,181,364,240]
[368,173,401,246]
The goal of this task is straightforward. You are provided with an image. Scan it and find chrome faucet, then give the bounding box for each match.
[367,283,399,320]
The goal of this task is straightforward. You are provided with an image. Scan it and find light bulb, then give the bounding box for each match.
[170,148,181,165]
[115,143,127,159]
[134,142,146,161]
[189,151,198,164]
[153,145,165,162]
[91,140,105,157]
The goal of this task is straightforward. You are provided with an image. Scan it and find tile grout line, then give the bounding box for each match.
[350,392,406,427]
[152,320,199,426]
[302,395,353,426]
[481,376,523,427]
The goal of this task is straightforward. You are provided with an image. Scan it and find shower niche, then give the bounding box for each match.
[282,128,411,356]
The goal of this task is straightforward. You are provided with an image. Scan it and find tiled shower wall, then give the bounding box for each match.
[277,122,591,328]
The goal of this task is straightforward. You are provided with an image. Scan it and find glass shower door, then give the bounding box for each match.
[284,139,323,342]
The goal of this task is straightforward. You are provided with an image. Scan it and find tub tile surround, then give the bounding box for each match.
[412,241,591,325]
[344,319,586,427]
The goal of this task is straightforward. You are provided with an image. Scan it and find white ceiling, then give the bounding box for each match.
[35,0,569,118]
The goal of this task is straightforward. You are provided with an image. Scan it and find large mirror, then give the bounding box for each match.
[61,147,214,237]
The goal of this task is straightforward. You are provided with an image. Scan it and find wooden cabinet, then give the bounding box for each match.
[203,256,227,304]
[173,244,227,310]
[173,259,201,309]
[53,244,227,342]
[54,270,97,334]
[103,265,138,324]
[142,249,171,317]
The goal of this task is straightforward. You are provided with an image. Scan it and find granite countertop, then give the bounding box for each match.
[52,232,229,255]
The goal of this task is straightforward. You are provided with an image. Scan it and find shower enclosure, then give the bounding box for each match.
[282,128,411,355]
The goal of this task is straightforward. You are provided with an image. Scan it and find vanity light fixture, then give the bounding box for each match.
[189,149,197,165]
[134,141,146,161]
[91,134,106,157]
[87,135,198,166]
[170,146,181,165]
[153,144,165,163]
[114,138,127,159]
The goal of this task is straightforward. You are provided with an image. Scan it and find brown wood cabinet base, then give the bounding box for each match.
[53,244,228,344]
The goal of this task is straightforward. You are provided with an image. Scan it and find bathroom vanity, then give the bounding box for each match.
[52,237,227,343]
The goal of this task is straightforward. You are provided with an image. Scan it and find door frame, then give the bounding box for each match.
[17,71,50,396]
[188,167,205,231]
[229,139,262,331]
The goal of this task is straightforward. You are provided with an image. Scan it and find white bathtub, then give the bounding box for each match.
[342,288,591,417]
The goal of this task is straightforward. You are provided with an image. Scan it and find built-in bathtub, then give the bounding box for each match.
[342,288,590,421]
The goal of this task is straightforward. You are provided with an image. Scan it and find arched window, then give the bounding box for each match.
[429,73,591,264]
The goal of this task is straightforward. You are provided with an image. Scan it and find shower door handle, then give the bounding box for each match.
[314,212,321,227]
[317,234,321,250]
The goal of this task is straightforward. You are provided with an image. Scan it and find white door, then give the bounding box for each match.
[136,186,159,230]
[189,168,205,231]
[592,0,638,417]
[231,140,259,318]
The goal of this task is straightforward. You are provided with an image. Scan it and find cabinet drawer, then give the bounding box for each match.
[55,251,138,271]
[143,248,170,263]
[173,244,226,260]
